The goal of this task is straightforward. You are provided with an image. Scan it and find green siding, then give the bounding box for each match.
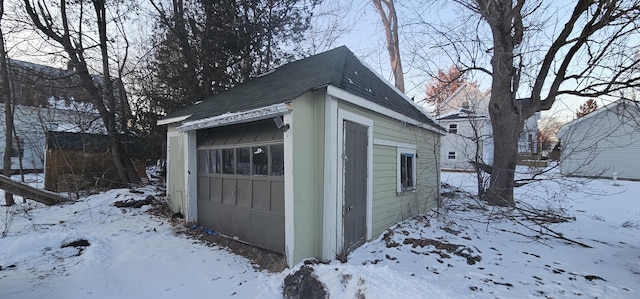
[167,125,185,213]
[337,101,440,238]
[290,91,326,264]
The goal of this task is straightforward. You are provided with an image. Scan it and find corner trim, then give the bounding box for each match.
[322,96,339,261]
[283,112,295,267]
[183,130,197,222]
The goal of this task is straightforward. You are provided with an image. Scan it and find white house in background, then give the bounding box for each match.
[437,83,490,116]
[437,108,493,170]
[557,99,640,180]
[0,59,103,172]
[436,83,540,171]
[0,100,103,172]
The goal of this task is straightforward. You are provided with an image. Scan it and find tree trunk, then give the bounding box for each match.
[482,113,523,206]
[93,1,140,185]
[372,0,405,93]
[0,0,15,206]
[475,0,523,207]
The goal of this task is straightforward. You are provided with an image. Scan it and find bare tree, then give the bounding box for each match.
[445,0,640,206]
[23,0,140,185]
[372,0,405,92]
[1,0,14,206]
[306,0,359,54]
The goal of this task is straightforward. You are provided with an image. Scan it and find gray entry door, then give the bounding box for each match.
[343,120,368,253]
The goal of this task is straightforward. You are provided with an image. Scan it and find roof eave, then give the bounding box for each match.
[176,103,290,132]
[327,85,447,135]
[157,114,192,126]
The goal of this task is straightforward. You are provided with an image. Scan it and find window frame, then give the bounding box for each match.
[448,124,458,134]
[396,147,417,193]
[447,151,456,160]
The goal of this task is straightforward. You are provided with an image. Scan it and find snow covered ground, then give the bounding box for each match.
[1,170,638,298]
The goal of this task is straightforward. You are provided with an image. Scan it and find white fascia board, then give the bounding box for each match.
[177,103,290,132]
[326,85,446,135]
[373,139,416,149]
[157,114,191,126]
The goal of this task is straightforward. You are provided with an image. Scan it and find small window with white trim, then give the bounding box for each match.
[448,151,456,160]
[448,124,458,134]
[397,148,417,193]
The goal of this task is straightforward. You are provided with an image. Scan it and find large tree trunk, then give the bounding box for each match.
[0,0,15,206]
[372,0,405,93]
[475,0,524,207]
[482,110,524,206]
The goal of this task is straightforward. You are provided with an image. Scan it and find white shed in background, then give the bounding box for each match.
[558,99,640,180]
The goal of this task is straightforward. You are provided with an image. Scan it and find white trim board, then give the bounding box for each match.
[177,103,290,132]
[283,112,295,267]
[327,85,446,135]
[322,96,339,261]
[373,139,416,149]
[183,130,198,223]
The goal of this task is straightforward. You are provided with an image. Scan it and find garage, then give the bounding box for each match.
[196,119,285,253]
[161,46,444,266]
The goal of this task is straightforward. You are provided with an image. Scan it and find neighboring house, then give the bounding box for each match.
[158,46,445,267]
[437,82,490,116]
[519,106,541,156]
[557,99,640,180]
[436,84,540,171]
[437,109,493,171]
[0,59,103,172]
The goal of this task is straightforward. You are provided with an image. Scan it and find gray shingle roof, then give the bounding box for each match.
[161,46,439,129]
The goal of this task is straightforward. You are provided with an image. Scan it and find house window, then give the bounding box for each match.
[448,151,456,160]
[397,147,416,193]
[448,124,458,134]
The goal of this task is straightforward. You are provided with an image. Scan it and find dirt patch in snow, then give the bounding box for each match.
[182,225,286,272]
[282,265,328,299]
[403,237,482,265]
[148,200,285,272]
[114,195,156,208]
